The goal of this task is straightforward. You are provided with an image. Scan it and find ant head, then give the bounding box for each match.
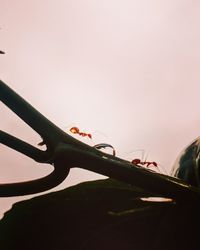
[70,127,79,134]
[132,158,141,164]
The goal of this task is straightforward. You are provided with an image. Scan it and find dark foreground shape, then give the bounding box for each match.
[1,80,200,250]
[0,179,198,250]
[171,137,200,187]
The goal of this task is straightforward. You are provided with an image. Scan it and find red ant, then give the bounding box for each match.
[69,126,92,139]
[131,158,158,168]
[38,126,92,146]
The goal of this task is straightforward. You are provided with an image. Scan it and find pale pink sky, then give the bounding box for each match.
[1,0,200,217]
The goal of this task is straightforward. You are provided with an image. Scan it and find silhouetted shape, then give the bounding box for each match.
[0,178,198,250]
[171,137,200,186]
[0,179,175,250]
[0,79,200,202]
[0,51,5,54]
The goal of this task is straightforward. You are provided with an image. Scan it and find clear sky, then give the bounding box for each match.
[1,0,200,217]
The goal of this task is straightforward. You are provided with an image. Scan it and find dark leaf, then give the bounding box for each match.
[0,178,196,250]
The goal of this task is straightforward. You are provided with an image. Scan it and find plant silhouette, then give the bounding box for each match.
[0,80,200,250]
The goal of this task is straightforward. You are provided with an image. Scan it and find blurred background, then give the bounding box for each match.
[0,0,200,218]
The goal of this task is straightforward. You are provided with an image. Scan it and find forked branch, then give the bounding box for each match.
[0,79,200,202]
